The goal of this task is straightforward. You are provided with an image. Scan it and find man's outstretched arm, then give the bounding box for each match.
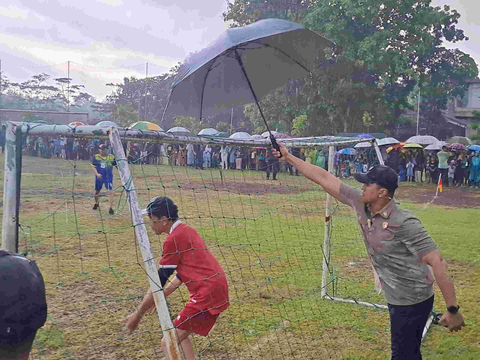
[273,143,343,201]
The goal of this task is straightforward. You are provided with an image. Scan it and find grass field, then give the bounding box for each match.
[1,153,479,360]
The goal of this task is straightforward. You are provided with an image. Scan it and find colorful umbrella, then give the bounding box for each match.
[96,121,121,128]
[447,136,472,146]
[468,145,480,152]
[447,143,467,151]
[339,148,357,155]
[402,143,423,149]
[406,135,438,145]
[68,121,84,127]
[377,137,399,146]
[127,121,163,131]
[386,142,406,153]
[229,132,252,139]
[198,128,219,136]
[355,133,374,139]
[167,127,191,135]
[424,141,448,151]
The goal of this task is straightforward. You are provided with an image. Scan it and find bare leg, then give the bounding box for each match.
[161,329,195,360]
[107,191,114,209]
[94,190,100,205]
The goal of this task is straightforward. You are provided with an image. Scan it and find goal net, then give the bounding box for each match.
[2,123,387,360]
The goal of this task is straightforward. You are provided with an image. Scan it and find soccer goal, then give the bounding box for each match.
[2,121,404,359]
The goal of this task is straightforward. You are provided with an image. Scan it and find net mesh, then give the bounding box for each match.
[8,135,389,360]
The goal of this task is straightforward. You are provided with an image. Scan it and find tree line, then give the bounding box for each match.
[1,0,478,137]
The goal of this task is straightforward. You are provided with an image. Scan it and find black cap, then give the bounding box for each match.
[99,144,107,150]
[354,165,398,192]
[142,196,178,219]
[0,251,47,347]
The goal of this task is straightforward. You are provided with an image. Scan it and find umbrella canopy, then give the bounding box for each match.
[198,128,219,136]
[214,131,230,138]
[386,142,406,153]
[261,131,279,137]
[377,137,399,146]
[127,121,163,131]
[406,135,438,145]
[96,121,121,128]
[229,132,252,139]
[339,148,357,155]
[468,145,480,152]
[354,141,372,148]
[448,143,467,151]
[402,143,423,149]
[448,136,472,146]
[68,121,84,126]
[167,127,191,135]
[251,134,264,139]
[354,133,374,139]
[424,141,448,151]
[273,132,292,139]
[162,18,334,139]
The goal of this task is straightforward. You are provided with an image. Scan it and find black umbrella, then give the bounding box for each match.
[161,18,335,152]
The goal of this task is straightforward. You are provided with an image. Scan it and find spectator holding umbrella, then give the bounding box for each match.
[437,146,450,187]
[428,157,438,184]
[220,145,229,169]
[454,154,465,186]
[203,144,212,168]
[469,152,480,188]
[229,147,236,169]
[186,143,195,167]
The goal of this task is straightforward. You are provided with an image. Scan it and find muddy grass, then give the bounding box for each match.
[395,183,480,208]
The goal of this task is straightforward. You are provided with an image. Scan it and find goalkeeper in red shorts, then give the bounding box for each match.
[122,196,229,360]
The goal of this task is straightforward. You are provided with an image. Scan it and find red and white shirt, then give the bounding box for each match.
[159,221,229,315]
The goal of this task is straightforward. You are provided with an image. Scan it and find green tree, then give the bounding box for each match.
[223,0,315,27]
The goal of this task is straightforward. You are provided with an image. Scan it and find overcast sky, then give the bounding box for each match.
[0,0,478,101]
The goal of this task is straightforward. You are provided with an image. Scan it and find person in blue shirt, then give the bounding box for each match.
[92,144,116,215]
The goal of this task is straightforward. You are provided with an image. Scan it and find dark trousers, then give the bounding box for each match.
[266,160,279,179]
[388,295,433,360]
[438,168,448,186]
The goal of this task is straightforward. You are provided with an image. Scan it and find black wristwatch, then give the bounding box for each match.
[447,305,460,314]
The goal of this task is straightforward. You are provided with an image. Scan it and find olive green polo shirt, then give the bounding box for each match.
[338,184,438,306]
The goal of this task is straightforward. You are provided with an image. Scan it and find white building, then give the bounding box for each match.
[444,79,480,138]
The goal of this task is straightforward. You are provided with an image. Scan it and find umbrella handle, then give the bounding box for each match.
[270,134,282,158]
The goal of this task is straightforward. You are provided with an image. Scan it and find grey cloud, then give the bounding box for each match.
[140,0,226,18]
[15,0,187,59]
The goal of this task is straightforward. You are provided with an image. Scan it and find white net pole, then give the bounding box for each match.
[321,145,335,298]
[2,122,18,252]
[109,127,182,360]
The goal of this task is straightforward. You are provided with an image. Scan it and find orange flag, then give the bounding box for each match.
[437,177,443,193]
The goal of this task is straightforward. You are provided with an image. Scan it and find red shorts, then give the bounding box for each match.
[173,303,219,337]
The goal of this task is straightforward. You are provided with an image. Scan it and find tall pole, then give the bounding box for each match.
[145,62,148,121]
[416,89,421,136]
[2,122,19,252]
[109,127,182,360]
[230,108,234,134]
[0,59,3,110]
[321,145,335,298]
[67,60,70,123]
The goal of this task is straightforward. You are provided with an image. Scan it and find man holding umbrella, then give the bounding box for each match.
[437,145,450,187]
[273,142,465,360]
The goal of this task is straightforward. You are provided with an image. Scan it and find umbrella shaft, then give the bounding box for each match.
[233,49,271,134]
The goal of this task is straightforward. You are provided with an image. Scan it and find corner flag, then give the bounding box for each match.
[437,177,443,193]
